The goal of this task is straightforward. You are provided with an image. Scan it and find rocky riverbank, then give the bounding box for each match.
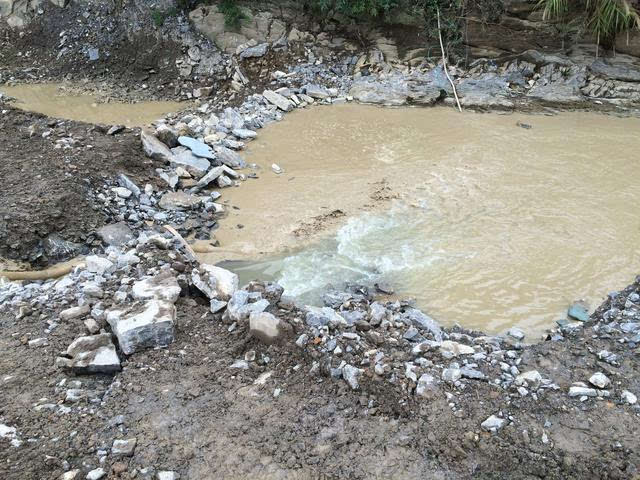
[1,1,640,479]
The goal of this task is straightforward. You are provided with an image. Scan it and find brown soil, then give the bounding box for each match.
[0,104,159,266]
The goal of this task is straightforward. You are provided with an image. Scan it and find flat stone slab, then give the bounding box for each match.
[141,129,174,162]
[178,136,216,160]
[132,273,181,303]
[159,191,203,211]
[170,146,211,178]
[263,89,293,111]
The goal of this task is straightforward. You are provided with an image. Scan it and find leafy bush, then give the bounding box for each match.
[219,0,248,28]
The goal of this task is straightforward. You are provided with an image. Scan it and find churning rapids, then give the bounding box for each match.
[208,105,640,338]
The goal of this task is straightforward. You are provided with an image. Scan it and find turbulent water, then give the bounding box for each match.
[218,105,640,338]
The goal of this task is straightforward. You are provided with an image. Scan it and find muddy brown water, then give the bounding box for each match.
[200,104,640,338]
[0,84,184,127]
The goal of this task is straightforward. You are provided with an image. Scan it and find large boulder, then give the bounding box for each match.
[106,300,176,355]
[141,129,175,162]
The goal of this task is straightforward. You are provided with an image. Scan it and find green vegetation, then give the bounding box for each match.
[538,0,640,50]
[151,6,179,27]
[218,0,248,28]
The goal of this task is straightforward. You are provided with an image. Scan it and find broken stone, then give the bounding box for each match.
[439,340,475,356]
[132,273,181,303]
[215,146,246,169]
[225,291,269,322]
[111,438,137,457]
[481,415,506,432]
[262,89,293,111]
[159,191,203,211]
[621,390,637,405]
[442,368,462,383]
[60,305,90,321]
[402,308,442,341]
[86,468,106,480]
[97,222,134,247]
[141,129,174,162]
[85,256,114,275]
[305,306,347,328]
[569,385,598,397]
[192,264,238,301]
[56,333,121,374]
[343,364,362,390]
[507,327,525,341]
[106,300,176,355]
[568,301,589,322]
[516,370,543,389]
[416,373,437,396]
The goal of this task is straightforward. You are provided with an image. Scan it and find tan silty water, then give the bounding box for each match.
[200,104,640,338]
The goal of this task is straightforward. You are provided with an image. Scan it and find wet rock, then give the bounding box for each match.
[263,89,293,111]
[191,264,239,300]
[106,300,176,355]
[507,327,525,341]
[97,222,134,247]
[343,364,362,390]
[111,438,137,457]
[60,305,90,321]
[86,256,114,275]
[589,372,610,389]
[132,273,181,303]
[56,333,121,374]
[141,129,174,162]
[481,415,506,432]
[159,191,203,211]
[305,306,347,328]
[568,301,589,322]
[240,42,268,58]
[249,312,290,345]
[215,146,246,169]
[178,136,215,160]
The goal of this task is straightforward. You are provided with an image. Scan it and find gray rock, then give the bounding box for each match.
[263,89,293,111]
[232,128,257,139]
[191,264,238,300]
[117,174,141,197]
[86,468,106,480]
[106,300,176,355]
[157,472,180,480]
[215,146,246,169]
[369,302,387,325]
[132,273,181,303]
[402,308,442,341]
[568,385,598,397]
[210,299,227,313]
[156,124,179,148]
[97,222,134,247]
[221,108,244,130]
[305,306,348,328]
[481,415,506,432]
[507,327,525,341]
[304,84,330,99]
[156,169,179,190]
[111,438,137,457]
[342,364,362,390]
[141,129,175,162]
[60,305,90,321]
[249,312,290,345]
[240,43,269,58]
[568,301,589,322]
[225,291,269,322]
[87,48,99,61]
[442,368,462,383]
[56,333,121,374]
[516,370,543,389]
[460,367,486,380]
[178,136,215,160]
[158,191,203,211]
[590,59,640,82]
[170,147,211,178]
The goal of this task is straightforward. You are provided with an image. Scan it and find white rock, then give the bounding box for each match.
[507,327,525,341]
[86,468,106,480]
[56,333,121,374]
[60,470,81,480]
[621,390,637,405]
[112,187,132,199]
[131,273,181,303]
[516,370,543,389]
[416,373,437,397]
[192,264,238,301]
[85,256,114,275]
[481,415,506,432]
[569,386,598,397]
[157,472,180,480]
[589,372,610,389]
[343,364,363,390]
[263,89,294,111]
[271,163,283,174]
[439,340,474,356]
